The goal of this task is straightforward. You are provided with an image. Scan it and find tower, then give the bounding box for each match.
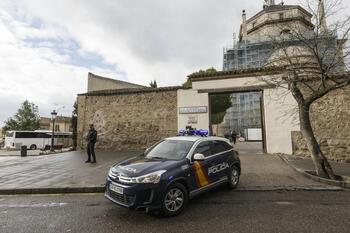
[318,0,328,33]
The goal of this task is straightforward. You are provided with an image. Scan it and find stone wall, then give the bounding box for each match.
[292,87,350,161]
[77,88,179,151]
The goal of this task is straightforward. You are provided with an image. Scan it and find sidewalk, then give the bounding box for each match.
[280,154,350,177]
[0,148,71,156]
[0,149,42,156]
[279,154,350,188]
[0,150,142,193]
[0,149,343,194]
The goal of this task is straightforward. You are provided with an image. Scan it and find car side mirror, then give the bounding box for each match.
[144,147,150,154]
[193,153,205,161]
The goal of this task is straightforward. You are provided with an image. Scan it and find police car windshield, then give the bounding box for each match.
[146,140,194,160]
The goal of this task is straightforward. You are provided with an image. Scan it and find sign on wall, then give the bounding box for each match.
[179,106,208,114]
[187,116,198,124]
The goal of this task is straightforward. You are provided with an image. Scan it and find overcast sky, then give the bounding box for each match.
[0,0,348,125]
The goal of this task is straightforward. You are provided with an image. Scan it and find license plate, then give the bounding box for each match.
[110,183,123,194]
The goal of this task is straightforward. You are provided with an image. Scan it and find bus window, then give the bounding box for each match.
[16,132,37,138]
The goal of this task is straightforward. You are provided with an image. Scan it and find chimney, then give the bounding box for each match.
[241,10,247,41]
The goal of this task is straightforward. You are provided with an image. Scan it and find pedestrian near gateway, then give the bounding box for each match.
[231,130,237,144]
[86,124,97,163]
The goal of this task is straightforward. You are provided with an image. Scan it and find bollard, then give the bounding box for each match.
[20,145,27,157]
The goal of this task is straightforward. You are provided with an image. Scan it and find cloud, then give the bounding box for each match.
[8,0,250,86]
[0,7,122,124]
[0,0,349,126]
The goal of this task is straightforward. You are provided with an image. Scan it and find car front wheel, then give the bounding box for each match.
[161,183,188,217]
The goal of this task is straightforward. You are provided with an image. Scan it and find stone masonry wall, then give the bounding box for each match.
[77,89,178,151]
[292,87,350,162]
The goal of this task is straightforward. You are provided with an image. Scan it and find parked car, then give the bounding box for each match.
[105,136,241,216]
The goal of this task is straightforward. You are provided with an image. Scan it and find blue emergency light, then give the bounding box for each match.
[178,129,208,137]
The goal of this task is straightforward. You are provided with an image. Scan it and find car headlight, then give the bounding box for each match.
[131,170,167,184]
[108,167,118,178]
[108,168,166,184]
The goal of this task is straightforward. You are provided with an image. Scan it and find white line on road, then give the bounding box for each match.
[0,202,68,208]
[275,201,294,205]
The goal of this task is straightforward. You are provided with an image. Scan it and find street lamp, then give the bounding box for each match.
[50,110,57,152]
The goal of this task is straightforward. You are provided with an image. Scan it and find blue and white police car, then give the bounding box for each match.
[105,136,241,216]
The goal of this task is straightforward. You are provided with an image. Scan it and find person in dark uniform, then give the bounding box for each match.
[86,124,97,163]
[231,130,238,144]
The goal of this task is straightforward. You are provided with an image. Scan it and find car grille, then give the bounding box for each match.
[107,189,135,207]
[109,171,134,185]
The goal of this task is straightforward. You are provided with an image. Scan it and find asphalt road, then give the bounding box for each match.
[1,189,350,233]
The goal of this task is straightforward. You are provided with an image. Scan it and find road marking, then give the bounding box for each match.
[275,201,294,205]
[0,202,68,208]
[0,193,104,198]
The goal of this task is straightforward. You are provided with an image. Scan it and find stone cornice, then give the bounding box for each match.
[247,5,313,24]
[78,86,186,96]
[247,17,314,35]
[197,85,276,94]
[188,67,284,82]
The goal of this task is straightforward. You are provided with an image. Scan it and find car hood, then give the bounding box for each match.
[112,155,181,177]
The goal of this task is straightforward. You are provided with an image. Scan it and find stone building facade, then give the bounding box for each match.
[40,116,72,132]
[87,72,145,92]
[292,87,350,162]
[77,87,180,151]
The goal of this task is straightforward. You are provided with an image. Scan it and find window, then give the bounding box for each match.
[279,13,284,19]
[281,29,291,35]
[55,125,60,131]
[15,132,37,138]
[194,141,212,157]
[212,141,232,154]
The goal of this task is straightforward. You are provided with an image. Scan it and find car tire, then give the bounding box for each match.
[161,183,188,217]
[30,144,37,150]
[227,165,240,189]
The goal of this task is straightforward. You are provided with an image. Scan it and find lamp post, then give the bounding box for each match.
[50,110,57,152]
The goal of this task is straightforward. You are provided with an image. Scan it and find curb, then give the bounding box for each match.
[0,186,105,195]
[0,184,345,196]
[236,186,344,191]
[278,154,350,189]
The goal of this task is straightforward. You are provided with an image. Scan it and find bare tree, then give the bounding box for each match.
[261,0,350,179]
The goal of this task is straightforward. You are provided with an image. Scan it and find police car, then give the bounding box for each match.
[105,136,241,216]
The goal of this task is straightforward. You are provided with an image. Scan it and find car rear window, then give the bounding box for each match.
[194,141,212,157]
[212,140,232,154]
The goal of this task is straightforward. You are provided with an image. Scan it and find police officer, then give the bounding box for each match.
[86,124,97,163]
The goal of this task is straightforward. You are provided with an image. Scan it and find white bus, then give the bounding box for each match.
[4,130,72,150]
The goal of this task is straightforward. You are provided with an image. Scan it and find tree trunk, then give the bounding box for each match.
[298,104,336,180]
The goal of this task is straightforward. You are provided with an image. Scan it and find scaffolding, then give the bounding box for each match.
[223,40,273,71]
[223,34,343,72]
